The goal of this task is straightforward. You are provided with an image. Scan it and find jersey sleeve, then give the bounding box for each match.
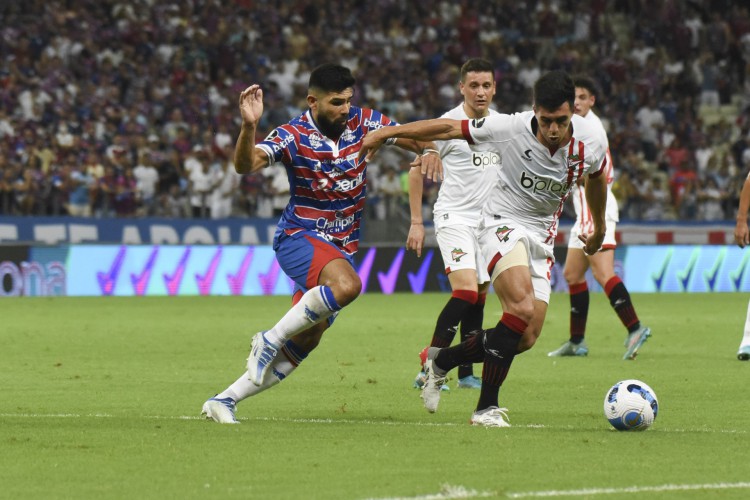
[256,125,296,166]
[460,114,514,145]
[362,108,399,146]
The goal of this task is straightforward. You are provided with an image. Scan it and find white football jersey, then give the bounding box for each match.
[433,104,500,228]
[461,110,607,245]
[569,109,619,231]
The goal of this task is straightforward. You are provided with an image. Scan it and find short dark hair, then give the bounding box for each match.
[573,75,599,98]
[533,71,575,111]
[460,58,495,82]
[308,64,356,93]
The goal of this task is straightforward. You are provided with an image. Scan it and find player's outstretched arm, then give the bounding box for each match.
[735,174,750,248]
[359,118,462,162]
[234,85,269,174]
[406,166,426,257]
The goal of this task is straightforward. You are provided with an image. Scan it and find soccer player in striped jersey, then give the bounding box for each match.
[547,76,651,360]
[407,59,499,391]
[202,64,440,424]
[361,71,608,427]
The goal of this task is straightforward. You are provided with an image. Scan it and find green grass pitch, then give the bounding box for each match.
[2,292,750,499]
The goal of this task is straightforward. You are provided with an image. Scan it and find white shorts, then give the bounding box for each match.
[568,217,617,251]
[436,224,490,284]
[479,221,555,303]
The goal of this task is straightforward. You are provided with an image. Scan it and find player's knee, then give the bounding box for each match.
[563,265,582,285]
[333,274,362,306]
[506,300,534,325]
[517,325,542,353]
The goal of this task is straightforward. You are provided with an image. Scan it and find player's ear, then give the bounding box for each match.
[307,93,318,110]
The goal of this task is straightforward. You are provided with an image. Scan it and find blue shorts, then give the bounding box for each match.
[273,229,354,295]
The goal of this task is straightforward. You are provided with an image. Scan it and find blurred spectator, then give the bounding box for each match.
[263,163,290,218]
[210,147,241,219]
[133,151,160,215]
[698,177,728,220]
[635,96,666,162]
[0,0,746,224]
[65,161,93,217]
[187,148,220,218]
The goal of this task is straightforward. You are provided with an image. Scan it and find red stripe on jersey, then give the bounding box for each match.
[461,120,474,144]
[577,141,586,181]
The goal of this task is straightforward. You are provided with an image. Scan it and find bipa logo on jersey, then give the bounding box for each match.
[471,151,500,169]
[519,171,571,195]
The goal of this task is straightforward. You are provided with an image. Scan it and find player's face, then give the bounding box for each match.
[309,88,353,138]
[534,101,573,149]
[574,87,595,117]
[459,71,496,118]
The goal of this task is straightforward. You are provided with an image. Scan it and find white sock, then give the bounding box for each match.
[741,299,750,349]
[264,285,340,346]
[218,349,298,403]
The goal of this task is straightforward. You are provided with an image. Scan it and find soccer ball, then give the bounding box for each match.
[603,379,659,431]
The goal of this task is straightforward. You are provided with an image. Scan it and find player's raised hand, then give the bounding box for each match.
[239,85,264,127]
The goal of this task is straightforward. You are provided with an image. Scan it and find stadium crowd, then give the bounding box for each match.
[1,0,749,223]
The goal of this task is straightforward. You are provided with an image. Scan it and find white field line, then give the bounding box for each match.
[0,413,748,435]
[364,484,497,500]
[365,482,750,500]
[505,481,750,498]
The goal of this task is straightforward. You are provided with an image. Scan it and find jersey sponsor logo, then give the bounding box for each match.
[313,178,331,190]
[450,248,467,262]
[519,171,572,195]
[311,171,364,192]
[265,130,280,141]
[495,226,513,242]
[522,149,533,161]
[471,117,485,128]
[271,133,295,153]
[333,171,364,191]
[471,151,500,169]
[316,213,355,233]
[363,117,384,130]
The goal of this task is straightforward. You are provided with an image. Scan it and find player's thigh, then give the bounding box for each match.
[563,247,589,283]
[275,231,359,298]
[492,263,535,322]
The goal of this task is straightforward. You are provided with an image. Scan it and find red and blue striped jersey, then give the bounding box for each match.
[256,107,397,256]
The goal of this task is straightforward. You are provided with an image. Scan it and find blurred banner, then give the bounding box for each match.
[0,216,280,245]
[2,244,750,297]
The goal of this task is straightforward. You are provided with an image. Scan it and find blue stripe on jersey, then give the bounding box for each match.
[259,106,397,255]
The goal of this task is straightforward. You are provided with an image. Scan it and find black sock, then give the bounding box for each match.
[434,330,485,372]
[477,314,526,411]
[457,298,485,379]
[430,293,475,348]
[605,276,640,333]
[569,282,589,343]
